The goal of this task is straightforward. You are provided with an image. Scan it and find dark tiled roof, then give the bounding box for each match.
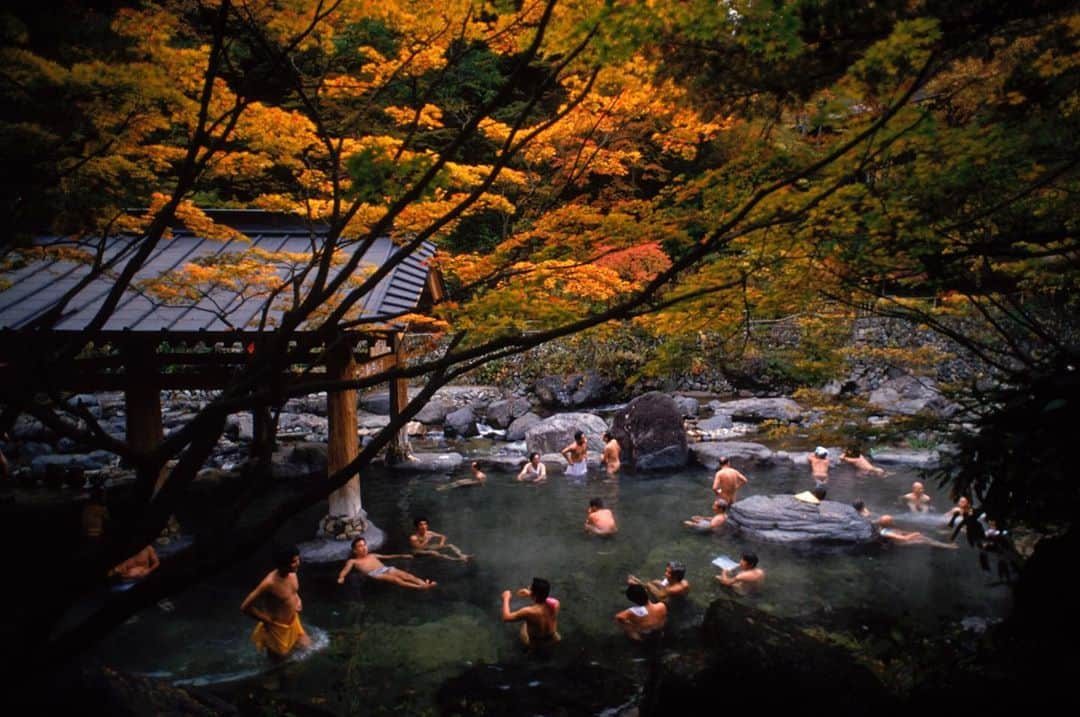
[0,213,436,338]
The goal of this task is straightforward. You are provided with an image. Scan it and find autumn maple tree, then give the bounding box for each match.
[0,0,1077,678]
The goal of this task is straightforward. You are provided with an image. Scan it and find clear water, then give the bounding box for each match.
[83,450,1011,713]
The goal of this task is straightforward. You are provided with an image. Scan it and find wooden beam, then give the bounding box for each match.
[326,337,363,520]
[386,332,411,463]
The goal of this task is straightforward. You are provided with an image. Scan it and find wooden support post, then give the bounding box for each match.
[325,338,363,525]
[387,332,411,464]
[123,342,165,497]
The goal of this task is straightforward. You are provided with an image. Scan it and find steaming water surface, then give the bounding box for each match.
[85,452,1011,712]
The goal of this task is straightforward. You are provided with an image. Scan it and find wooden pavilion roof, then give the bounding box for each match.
[0,210,439,342]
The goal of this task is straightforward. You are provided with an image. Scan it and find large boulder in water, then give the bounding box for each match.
[525,413,607,455]
[609,391,689,471]
[728,494,877,544]
[443,406,478,437]
[506,411,542,441]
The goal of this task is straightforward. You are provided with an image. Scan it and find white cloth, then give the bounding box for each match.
[565,459,587,477]
[628,605,648,618]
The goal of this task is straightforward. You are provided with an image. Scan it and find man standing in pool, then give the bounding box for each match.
[241,543,311,660]
[711,456,749,504]
[601,431,621,476]
[501,577,561,647]
[808,446,831,484]
[562,430,589,478]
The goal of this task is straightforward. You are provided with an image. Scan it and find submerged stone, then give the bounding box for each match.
[728,494,877,544]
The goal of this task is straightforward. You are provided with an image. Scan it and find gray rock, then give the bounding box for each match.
[506,412,542,441]
[870,449,940,467]
[698,414,734,431]
[12,415,54,442]
[867,374,958,417]
[390,452,464,473]
[283,393,328,416]
[672,394,700,417]
[690,441,774,468]
[288,442,329,470]
[68,393,102,417]
[485,397,533,428]
[525,413,607,455]
[236,413,254,442]
[728,494,878,544]
[31,451,118,477]
[444,406,478,438]
[609,391,688,471]
[357,412,391,430]
[414,397,454,424]
[707,397,804,423]
[278,412,328,437]
[534,371,611,408]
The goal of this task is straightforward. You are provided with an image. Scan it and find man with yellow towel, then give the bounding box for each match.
[241,544,311,660]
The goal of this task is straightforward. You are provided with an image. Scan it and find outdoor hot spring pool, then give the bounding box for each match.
[81,447,1011,713]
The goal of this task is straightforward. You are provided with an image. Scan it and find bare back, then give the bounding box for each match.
[712,467,747,503]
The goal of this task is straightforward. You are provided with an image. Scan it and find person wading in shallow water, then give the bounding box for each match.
[601,431,621,477]
[241,544,312,660]
[501,577,560,648]
[562,431,588,478]
[615,583,667,641]
[585,497,617,535]
[711,456,749,504]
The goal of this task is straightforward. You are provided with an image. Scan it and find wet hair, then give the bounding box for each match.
[741,552,759,569]
[471,461,479,469]
[603,431,612,441]
[852,499,866,512]
[589,497,604,509]
[713,498,729,513]
[273,543,299,573]
[811,484,827,501]
[667,561,686,582]
[846,446,863,458]
[530,577,551,602]
[574,430,585,442]
[626,583,649,606]
[719,456,730,466]
[414,516,428,528]
[529,452,540,461]
[351,537,367,550]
